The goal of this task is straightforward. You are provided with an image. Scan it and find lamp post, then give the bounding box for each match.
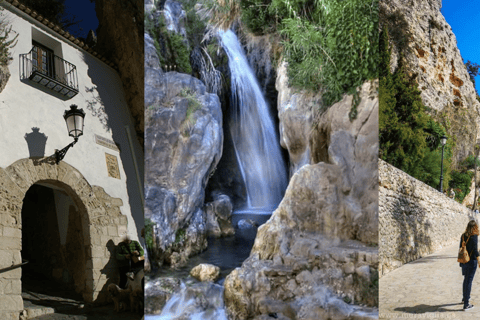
[439,135,448,193]
[55,105,85,164]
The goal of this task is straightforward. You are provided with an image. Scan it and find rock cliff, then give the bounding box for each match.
[94,0,144,145]
[224,80,379,319]
[144,32,223,266]
[380,0,480,165]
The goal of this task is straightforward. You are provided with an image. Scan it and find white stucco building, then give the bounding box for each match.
[0,0,144,317]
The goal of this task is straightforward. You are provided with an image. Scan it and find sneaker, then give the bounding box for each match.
[464,304,474,311]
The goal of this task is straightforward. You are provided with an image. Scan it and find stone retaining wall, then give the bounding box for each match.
[379,159,474,277]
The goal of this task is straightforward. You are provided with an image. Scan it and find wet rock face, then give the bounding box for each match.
[145,277,181,315]
[381,0,480,166]
[94,0,144,145]
[145,41,223,266]
[205,194,234,237]
[224,80,379,319]
[163,0,187,39]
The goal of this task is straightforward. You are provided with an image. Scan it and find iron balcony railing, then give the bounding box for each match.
[20,46,79,98]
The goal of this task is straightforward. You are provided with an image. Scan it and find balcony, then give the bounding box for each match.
[20,45,79,98]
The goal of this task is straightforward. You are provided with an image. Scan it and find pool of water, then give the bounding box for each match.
[149,212,272,281]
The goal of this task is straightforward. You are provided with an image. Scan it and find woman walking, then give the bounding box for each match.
[460,220,480,311]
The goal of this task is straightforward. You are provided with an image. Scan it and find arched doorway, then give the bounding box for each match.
[22,181,88,304]
[0,158,129,317]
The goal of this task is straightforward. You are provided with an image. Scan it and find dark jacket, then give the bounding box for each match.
[459,234,479,266]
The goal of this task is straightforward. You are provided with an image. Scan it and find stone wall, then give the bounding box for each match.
[379,159,474,277]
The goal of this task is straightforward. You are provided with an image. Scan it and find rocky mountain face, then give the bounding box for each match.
[381,0,480,166]
[144,33,224,266]
[224,79,379,319]
[94,0,144,145]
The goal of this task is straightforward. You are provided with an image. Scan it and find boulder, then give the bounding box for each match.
[205,194,235,237]
[190,263,221,282]
[145,68,223,266]
[237,219,257,230]
[205,194,234,237]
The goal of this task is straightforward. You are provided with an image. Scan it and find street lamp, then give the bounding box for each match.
[55,105,85,164]
[439,135,448,193]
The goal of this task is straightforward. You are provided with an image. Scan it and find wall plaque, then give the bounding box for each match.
[105,153,121,179]
[95,134,120,152]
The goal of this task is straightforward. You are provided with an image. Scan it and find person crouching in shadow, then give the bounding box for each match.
[116,233,145,289]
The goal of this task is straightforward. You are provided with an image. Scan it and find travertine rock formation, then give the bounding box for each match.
[224,80,379,319]
[276,61,316,177]
[144,32,223,266]
[94,0,144,145]
[381,0,480,165]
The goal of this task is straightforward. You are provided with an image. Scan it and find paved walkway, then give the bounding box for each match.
[380,243,480,319]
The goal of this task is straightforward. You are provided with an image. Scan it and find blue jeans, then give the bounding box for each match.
[463,259,477,307]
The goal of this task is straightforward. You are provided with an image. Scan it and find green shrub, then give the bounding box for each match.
[144,218,155,252]
[204,0,378,108]
[174,228,186,244]
[461,154,480,170]
[449,170,474,203]
[277,0,378,107]
[179,88,202,136]
[240,0,277,35]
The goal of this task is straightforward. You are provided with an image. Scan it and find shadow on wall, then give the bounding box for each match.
[96,239,120,303]
[390,191,433,265]
[25,127,48,158]
[80,51,144,241]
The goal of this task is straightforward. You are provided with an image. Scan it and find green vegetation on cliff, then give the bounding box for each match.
[204,0,378,107]
[145,10,192,74]
[379,26,454,192]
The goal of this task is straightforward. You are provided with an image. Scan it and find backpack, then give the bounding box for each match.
[458,234,471,264]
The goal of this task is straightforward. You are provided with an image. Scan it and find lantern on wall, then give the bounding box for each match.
[64,105,85,141]
[55,105,86,164]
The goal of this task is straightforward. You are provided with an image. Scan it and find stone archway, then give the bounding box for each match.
[0,158,128,318]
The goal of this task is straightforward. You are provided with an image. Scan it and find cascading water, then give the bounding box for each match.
[147,30,289,320]
[218,30,288,210]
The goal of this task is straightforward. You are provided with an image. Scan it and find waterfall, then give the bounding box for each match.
[218,30,288,210]
[145,282,228,320]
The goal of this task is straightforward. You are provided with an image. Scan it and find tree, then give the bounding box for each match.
[0,3,18,66]
[466,60,480,84]
[379,26,451,190]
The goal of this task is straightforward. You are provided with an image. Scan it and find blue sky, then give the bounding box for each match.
[63,0,98,39]
[442,0,480,93]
